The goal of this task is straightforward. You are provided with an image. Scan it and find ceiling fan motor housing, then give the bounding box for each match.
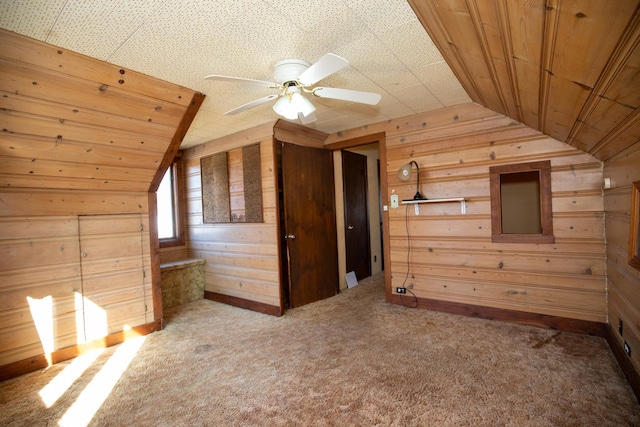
[273,59,310,85]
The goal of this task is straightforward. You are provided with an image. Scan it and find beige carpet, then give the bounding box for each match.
[1,273,639,426]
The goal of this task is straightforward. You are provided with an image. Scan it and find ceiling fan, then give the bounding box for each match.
[204,53,382,124]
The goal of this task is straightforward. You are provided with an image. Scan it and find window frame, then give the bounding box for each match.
[629,180,640,271]
[158,154,186,248]
[489,160,554,244]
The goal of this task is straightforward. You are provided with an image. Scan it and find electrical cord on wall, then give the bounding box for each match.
[400,203,418,308]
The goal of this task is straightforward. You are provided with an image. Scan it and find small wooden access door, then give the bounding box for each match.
[78,214,147,340]
[281,142,339,308]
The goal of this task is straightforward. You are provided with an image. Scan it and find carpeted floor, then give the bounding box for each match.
[1,272,639,426]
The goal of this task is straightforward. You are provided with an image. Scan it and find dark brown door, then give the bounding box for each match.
[342,150,371,280]
[282,142,339,308]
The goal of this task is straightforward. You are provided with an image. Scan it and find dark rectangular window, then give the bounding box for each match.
[490,160,554,244]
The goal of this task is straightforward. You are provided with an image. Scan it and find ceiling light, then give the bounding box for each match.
[273,84,316,120]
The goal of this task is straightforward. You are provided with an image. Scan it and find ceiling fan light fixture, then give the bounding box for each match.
[291,92,316,116]
[273,96,298,120]
[273,85,316,120]
[207,53,381,122]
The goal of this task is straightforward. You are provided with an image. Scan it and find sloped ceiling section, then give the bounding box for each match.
[409,0,640,161]
[0,0,471,149]
[0,29,204,192]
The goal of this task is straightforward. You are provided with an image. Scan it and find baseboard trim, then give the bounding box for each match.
[605,325,640,402]
[0,320,162,382]
[204,291,283,317]
[389,294,607,337]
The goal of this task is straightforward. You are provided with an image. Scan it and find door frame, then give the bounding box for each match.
[325,133,391,301]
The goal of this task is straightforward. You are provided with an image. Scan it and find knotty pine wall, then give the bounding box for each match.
[183,123,282,312]
[326,103,606,324]
[182,121,327,315]
[604,141,640,377]
[0,30,201,373]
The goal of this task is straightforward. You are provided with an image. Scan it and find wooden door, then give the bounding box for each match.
[342,150,371,280]
[79,214,147,340]
[281,143,339,308]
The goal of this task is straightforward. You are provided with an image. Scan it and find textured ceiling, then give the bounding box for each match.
[0,0,470,148]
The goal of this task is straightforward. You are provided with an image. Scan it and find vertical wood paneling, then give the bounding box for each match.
[604,141,640,374]
[328,103,606,323]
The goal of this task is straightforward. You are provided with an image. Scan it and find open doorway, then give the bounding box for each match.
[333,142,383,289]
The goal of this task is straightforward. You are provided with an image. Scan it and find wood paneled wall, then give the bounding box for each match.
[0,30,201,373]
[604,141,640,378]
[327,103,606,323]
[183,120,328,315]
[183,123,281,311]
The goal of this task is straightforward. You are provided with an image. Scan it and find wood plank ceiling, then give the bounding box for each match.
[408,0,640,162]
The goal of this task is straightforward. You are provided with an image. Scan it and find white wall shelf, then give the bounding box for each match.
[401,197,466,214]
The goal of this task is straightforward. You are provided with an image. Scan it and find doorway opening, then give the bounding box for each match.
[333,142,384,289]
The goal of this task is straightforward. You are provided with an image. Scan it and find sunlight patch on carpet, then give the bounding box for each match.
[57,335,146,427]
[39,348,104,408]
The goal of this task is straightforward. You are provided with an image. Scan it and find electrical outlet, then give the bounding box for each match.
[624,341,631,357]
[396,287,407,294]
[391,194,399,209]
[618,318,623,336]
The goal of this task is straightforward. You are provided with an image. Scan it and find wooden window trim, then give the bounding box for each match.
[159,154,186,248]
[629,180,640,271]
[489,160,554,244]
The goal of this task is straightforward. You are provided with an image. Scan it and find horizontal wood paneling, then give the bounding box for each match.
[0,216,82,365]
[329,103,606,323]
[0,30,201,374]
[183,123,281,310]
[0,29,200,193]
[604,141,640,376]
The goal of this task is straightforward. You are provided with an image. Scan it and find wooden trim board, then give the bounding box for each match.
[0,320,162,382]
[606,325,640,402]
[204,291,282,317]
[389,294,607,336]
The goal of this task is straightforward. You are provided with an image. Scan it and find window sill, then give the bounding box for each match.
[491,234,555,244]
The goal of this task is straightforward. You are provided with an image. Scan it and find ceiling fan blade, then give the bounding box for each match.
[224,94,279,115]
[298,111,317,124]
[298,53,349,86]
[205,74,278,88]
[313,87,382,105]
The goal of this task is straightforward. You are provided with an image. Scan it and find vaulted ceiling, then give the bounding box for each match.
[0,0,470,148]
[1,1,638,161]
[410,0,640,161]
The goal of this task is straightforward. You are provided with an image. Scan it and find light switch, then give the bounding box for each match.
[391,194,399,208]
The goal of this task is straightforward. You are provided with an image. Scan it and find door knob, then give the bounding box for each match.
[81,252,87,257]
[284,234,296,240]
[347,225,354,230]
